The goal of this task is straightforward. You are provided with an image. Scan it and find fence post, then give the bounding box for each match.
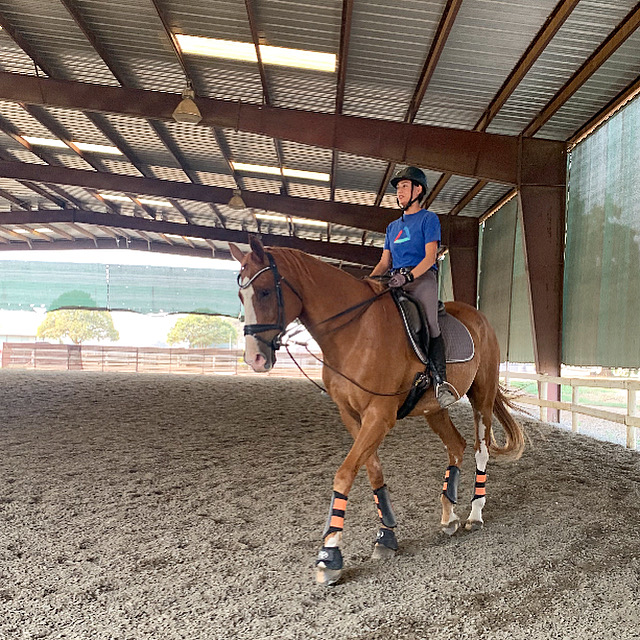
[539,381,547,421]
[572,383,579,433]
[627,385,637,450]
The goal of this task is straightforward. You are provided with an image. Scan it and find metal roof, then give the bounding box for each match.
[0,0,638,266]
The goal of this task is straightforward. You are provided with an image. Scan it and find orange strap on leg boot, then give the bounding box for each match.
[442,465,460,504]
[472,469,487,501]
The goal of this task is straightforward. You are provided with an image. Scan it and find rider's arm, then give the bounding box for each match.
[370,249,392,276]
[411,241,438,280]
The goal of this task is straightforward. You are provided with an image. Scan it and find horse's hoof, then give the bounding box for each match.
[465,519,483,532]
[371,542,396,561]
[316,567,342,586]
[441,518,460,536]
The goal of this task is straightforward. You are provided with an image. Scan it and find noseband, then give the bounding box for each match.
[238,252,301,351]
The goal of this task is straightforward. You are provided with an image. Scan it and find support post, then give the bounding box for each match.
[518,138,567,422]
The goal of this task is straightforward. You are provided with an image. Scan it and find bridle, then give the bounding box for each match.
[237,252,302,352]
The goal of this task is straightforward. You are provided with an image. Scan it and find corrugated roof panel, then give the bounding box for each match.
[49,152,95,172]
[343,0,446,120]
[335,153,387,197]
[224,130,280,167]
[99,158,144,177]
[287,183,331,201]
[487,0,639,136]
[0,100,55,138]
[147,166,191,182]
[0,177,38,198]
[416,0,559,130]
[0,30,40,74]
[161,0,263,101]
[70,0,184,90]
[94,114,179,170]
[38,107,115,146]
[537,30,640,140]
[242,176,281,194]
[280,141,333,175]
[4,147,48,165]
[193,172,236,189]
[457,182,513,218]
[251,0,339,112]
[162,122,230,176]
[429,174,478,216]
[334,188,375,206]
[0,0,117,84]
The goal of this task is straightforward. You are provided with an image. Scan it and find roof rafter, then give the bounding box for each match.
[0,209,383,266]
[330,0,354,201]
[440,0,581,215]
[523,2,640,137]
[374,0,463,206]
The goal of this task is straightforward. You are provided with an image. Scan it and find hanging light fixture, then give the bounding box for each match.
[227,188,246,210]
[172,82,202,124]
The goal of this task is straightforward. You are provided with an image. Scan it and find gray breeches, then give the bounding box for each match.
[404,269,440,338]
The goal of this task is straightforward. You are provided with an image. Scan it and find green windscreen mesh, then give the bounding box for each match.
[477,198,534,363]
[564,95,640,367]
[0,261,241,317]
[438,252,454,302]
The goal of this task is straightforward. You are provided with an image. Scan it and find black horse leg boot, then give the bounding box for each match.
[429,334,460,409]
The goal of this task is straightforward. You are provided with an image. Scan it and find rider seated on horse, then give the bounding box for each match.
[370,165,459,409]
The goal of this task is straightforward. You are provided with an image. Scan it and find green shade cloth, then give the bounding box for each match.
[0,261,241,317]
[564,95,640,367]
[478,198,534,363]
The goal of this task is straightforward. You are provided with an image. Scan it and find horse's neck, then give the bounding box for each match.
[278,250,379,347]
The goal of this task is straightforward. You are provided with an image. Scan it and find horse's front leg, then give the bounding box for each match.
[316,405,395,586]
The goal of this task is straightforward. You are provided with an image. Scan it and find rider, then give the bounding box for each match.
[370,166,459,408]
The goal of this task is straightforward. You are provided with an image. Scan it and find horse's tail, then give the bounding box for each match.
[490,386,525,460]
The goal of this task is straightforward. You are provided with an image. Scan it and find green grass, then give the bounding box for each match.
[505,380,627,409]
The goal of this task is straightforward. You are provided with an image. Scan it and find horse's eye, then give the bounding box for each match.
[258,289,271,299]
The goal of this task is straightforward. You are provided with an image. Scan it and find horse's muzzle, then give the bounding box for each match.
[243,337,276,372]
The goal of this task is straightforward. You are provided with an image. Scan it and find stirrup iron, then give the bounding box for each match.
[436,381,460,408]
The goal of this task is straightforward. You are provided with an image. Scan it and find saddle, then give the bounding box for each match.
[390,290,475,366]
[390,290,475,419]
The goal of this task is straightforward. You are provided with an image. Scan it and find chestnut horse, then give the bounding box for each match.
[230,237,524,586]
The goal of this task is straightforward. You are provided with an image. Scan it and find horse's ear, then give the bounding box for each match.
[248,235,265,263]
[229,243,245,263]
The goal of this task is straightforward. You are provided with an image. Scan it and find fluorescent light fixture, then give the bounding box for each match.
[176,34,336,72]
[99,194,172,207]
[231,162,330,182]
[255,213,327,227]
[35,228,53,233]
[12,228,30,234]
[24,136,123,155]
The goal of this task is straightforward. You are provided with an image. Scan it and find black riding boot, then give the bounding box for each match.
[429,334,459,409]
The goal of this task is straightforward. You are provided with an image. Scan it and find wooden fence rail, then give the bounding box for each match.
[0,342,324,379]
[502,369,640,450]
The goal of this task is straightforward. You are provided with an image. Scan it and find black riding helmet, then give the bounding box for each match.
[390,166,428,212]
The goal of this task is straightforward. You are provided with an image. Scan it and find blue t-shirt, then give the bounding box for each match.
[383,208,441,270]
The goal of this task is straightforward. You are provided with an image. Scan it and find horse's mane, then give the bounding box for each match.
[267,246,382,294]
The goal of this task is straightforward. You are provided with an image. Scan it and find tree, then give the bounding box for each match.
[167,315,238,348]
[37,309,119,344]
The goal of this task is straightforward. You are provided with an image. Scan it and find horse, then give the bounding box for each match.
[229,236,524,586]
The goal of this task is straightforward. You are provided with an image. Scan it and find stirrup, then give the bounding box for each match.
[436,381,460,408]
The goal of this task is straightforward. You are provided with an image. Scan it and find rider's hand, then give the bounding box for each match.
[388,270,414,288]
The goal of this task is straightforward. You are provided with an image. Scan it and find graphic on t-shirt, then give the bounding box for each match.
[394,226,411,244]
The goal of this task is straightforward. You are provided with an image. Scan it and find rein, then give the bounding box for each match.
[239,252,415,398]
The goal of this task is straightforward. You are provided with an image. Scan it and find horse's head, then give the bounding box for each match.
[230,236,302,372]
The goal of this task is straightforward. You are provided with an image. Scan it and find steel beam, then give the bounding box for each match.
[0,209,383,266]
[0,72,565,184]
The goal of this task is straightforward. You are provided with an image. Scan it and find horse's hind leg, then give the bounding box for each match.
[425,409,466,536]
[465,397,492,531]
